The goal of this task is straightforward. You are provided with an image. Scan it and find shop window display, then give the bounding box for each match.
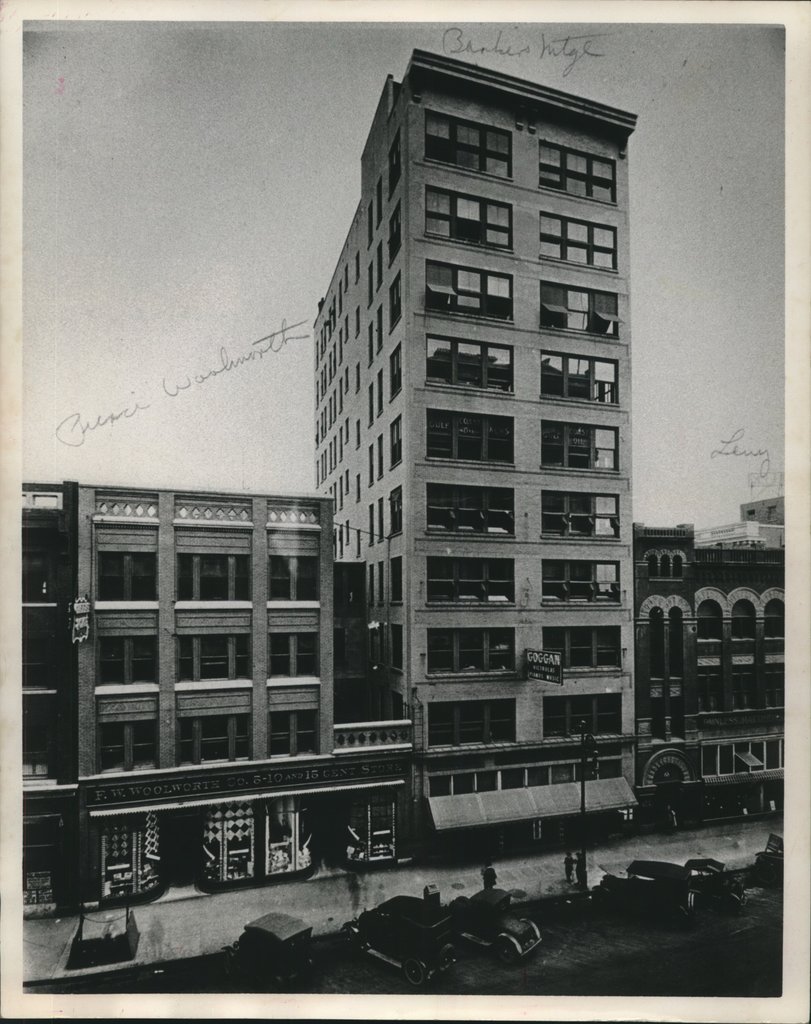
[100,812,161,901]
[346,794,396,865]
[203,802,255,884]
[265,797,312,875]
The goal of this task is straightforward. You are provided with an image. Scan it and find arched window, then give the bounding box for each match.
[731,599,756,639]
[660,554,671,578]
[647,554,658,577]
[764,599,784,638]
[649,607,665,678]
[668,607,683,677]
[672,555,683,578]
[697,600,722,640]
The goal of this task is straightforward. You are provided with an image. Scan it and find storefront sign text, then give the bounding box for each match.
[526,648,562,684]
[72,595,90,643]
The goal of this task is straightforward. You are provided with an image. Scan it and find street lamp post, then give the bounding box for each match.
[579,720,599,891]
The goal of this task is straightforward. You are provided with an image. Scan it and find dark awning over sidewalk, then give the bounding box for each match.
[428,777,637,832]
[704,768,784,787]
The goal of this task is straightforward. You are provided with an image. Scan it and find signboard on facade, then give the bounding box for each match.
[526,649,562,684]
[71,595,90,644]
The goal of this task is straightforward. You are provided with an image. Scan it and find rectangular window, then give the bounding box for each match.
[368,504,375,546]
[426,187,512,249]
[355,306,360,337]
[541,282,619,336]
[367,383,374,425]
[542,626,622,669]
[541,421,618,471]
[355,251,360,282]
[427,409,513,463]
[426,111,511,177]
[268,556,319,600]
[268,633,318,677]
[99,720,157,772]
[269,710,317,757]
[368,443,374,485]
[376,242,383,290]
[355,473,360,502]
[355,363,360,393]
[177,634,250,681]
[539,142,616,202]
[22,552,51,603]
[367,200,373,247]
[98,636,157,685]
[389,487,403,535]
[427,557,514,603]
[177,553,250,601]
[376,176,383,226]
[377,561,384,605]
[390,555,402,602]
[391,624,403,669]
[540,213,617,268]
[426,335,512,391]
[426,261,512,320]
[426,483,514,535]
[389,273,401,328]
[388,203,401,262]
[375,305,383,353]
[428,699,515,747]
[390,345,402,397]
[541,353,618,403]
[427,628,514,673]
[377,497,384,541]
[697,665,723,713]
[390,417,402,467]
[388,130,401,194]
[542,561,620,603]
[367,262,374,306]
[376,369,384,415]
[376,434,384,479]
[98,552,157,601]
[543,694,621,737]
[368,562,375,605]
[178,714,250,765]
[541,491,619,537]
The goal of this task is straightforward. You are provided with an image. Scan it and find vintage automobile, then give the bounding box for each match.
[343,889,456,987]
[594,860,698,924]
[222,911,313,988]
[754,833,784,886]
[684,858,747,913]
[450,888,542,963]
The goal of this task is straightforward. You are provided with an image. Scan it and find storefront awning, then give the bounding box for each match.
[705,768,784,787]
[88,779,404,818]
[428,777,637,832]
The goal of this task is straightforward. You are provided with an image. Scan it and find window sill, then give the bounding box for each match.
[389,312,402,334]
[426,670,517,681]
[423,308,513,327]
[427,457,514,470]
[539,324,621,343]
[390,457,403,470]
[389,386,402,403]
[173,518,254,529]
[267,600,320,609]
[175,679,253,691]
[267,676,321,687]
[539,394,620,412]
[541,600,622,607]
[539,465,620,475]
[426,528,514,540]
[426,601,516,610]
[95,683,160,695]
[539,255,619,275]
[425,230,514,256]
[537,183,618,208]
[539,533,622,543]
[174,601,252,610]
[422,156,514,186]
[425,381,514,398]
[95,601,159,611]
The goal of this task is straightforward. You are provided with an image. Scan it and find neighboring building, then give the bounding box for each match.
[633,524,784,827]
[695,495,785,549]
[313,50,638,856]
[28,483,410,910]
[22,483,80,913]
[740,496,784,525]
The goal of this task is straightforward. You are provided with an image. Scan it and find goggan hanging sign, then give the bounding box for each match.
[526,648,562,685]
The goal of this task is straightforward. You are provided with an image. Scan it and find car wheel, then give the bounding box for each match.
[496,937,520,965]
[402,958,427,987]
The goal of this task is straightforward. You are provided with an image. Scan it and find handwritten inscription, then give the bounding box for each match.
[442,27,610,76]
[55,319,307,447]
[711,429,771,478]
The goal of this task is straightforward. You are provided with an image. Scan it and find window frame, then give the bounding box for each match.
[268,709,318,758]
[268,555,319,601]
[176,553,250,602]
[427,409,514,464]
[542,694,621,738]
[425,110,512,178]
[98,719,158,773]
[268,632,319,677]
[426,260,513,320]
[426,335,513,392]
[98,552,157,601]
[538,141,616,202]
[540,212,617,268]
[427,698,516,747]
[177,634,251,682]
[427,627,515,674]
[541,626,622,669]
[541,421,619,471]
[541,352,618,404]
[425,186,513,250]
[426,557,515,604]
[541,560,621,603]
[178,713,251,765]
[540,491,619,538]
[540,282,619,336]
[426,482,515,536]
[98,635,158,685]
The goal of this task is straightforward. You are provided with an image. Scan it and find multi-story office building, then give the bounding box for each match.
[23,482,411,910]
[633,524,784,826]
[314,50,638,854]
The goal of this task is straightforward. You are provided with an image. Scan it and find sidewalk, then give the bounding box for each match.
[23,815,779,985]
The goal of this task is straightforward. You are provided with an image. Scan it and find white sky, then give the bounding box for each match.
[22,19,786,528]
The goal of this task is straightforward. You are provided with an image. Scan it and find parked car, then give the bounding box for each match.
[595,860,697,924]
[684,858,747,913]
[222,911,313,988]
[450,888,542,963]
[343,890,456,987]
[754,833,784,886]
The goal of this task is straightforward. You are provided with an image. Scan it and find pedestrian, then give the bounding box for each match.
[564,851,574,884]
[482,861,497,890]
[668,806,678,831]
[575,853,587,889]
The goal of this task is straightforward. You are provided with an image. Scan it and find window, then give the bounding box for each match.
[368,504,375,546]
[390,624,403,669]
[427,628,514,673]
[355,363,360,393]
[388,203,401,262]
[99,552,156,600]
[542,561,620,603]
[731,599,756,639]
[390,417,402,467]
[368,562,375,605]
[376,242,383,290]
[177,554,250,601]
[355,473,360,502]
[367,262,373,306]
[390,556,402,602]
[427,557,514,603]
[377,497,384,541]
[540,213,616,268]
[376,369,384,415]
[385,128,402,193]
[367,200,373,247]
[99,721,157,772]
[696,600,723,640]
[98,636,157,685]
[541,282,619,335]
[697,664,723,712]
[427,483,514,535]
[764,664,784,708]
[541,353,617,403]
[427,409,513,463]
[541,422,618,470]
[426,336,513,391]
[22,552,51,602]
[541,491,619,537]
[543,695,621,737]
[377,561,384,605]
[389,273,401,328]
[375,305,383,353]
[426,111,511,177]
[428,699,515,746]
[368,443,374,485]
[425,187,512,249]
[355,306,360,337]
[542,627,621,668]
[268,556,318,600]
[178,714,250,764]
[376,176,383,226]
[376,434,384,478]
[355,251,360,282]
[426,261,512,320]
[178,634,250,681]
[269,710,317,757]
[764,599,784,638]
[390,345,402,397]
[368,383,374,424]
[389,486,403,535]
[539,142,616,202]
[269,633,318,676]
[732,664,756,709]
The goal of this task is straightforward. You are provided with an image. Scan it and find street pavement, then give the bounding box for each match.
[22,814,780,986]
